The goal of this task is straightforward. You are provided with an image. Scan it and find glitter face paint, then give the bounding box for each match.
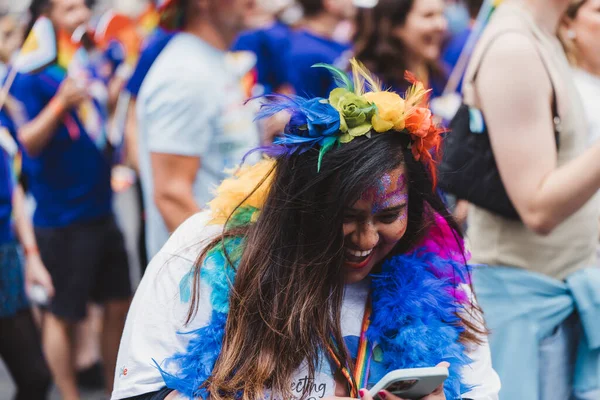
[362,174,408,213]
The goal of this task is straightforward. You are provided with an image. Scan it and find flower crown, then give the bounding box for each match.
[255,59,444,183]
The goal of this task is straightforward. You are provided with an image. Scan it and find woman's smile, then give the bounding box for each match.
[344,247,375,268]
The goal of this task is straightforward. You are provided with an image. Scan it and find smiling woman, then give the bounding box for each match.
[111,61,500,400]
[354,0,448,97]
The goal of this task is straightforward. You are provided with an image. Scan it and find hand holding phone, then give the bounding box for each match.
[368,365,449,400]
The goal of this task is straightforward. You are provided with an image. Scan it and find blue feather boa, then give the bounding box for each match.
[367,249,473,396]
[157,244,473,399]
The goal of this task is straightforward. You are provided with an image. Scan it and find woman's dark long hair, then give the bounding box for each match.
[187,133,484,400]
[354,0,447,92]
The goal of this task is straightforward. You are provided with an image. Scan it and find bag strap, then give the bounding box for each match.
[466,30,561,144]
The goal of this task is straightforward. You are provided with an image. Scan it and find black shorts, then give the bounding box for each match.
[35,215,132,322]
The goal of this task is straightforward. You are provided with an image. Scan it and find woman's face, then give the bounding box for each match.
[49,0,91,35]
[393,0,447,64]
[569,0,600,72]
[342,165,409,284]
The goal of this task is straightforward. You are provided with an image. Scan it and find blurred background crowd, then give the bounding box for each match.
[0,0,599,399]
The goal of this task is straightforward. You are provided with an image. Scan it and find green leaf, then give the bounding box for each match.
[348,123,373,137]
[339,133,354,143]
[317,136,338,172]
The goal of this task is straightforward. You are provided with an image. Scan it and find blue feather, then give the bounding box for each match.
[368,250,474,398]
[253,94,307,121]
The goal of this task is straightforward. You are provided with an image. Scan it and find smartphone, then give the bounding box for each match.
[368,367,449,400]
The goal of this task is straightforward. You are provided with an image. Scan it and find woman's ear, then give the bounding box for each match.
[558,17,579,65]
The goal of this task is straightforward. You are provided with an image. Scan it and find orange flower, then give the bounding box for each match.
[405,107,432,137]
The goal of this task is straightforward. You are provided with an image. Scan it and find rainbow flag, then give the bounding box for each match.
[14,17,57,73]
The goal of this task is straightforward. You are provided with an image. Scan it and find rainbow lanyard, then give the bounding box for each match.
[326,297,373,398]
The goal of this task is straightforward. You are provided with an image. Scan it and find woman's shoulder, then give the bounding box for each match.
[138,211,224,309]
[123,210,226,337]
[155,211,223,262]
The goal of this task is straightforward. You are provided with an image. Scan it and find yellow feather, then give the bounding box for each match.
[349,58,382,95]
[403,78,431,118]
[208,158,276,225]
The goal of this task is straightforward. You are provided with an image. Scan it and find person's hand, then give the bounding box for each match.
[351,362,450,400]
[25,252,55,299]
[55,77,88,110]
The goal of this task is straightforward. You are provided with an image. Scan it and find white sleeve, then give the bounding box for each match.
[459,286,501,400]
[143,65,216,157]
[111,211,222,400]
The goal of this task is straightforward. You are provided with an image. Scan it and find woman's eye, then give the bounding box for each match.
[378,213,401,224]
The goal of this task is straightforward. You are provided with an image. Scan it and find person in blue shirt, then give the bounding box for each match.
[283,0,356,97]
[12,0,132,398]
[232,20,292,95]
[0,107,54,400]
[0,13,53,399]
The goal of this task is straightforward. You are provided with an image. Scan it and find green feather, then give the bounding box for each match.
[317,136,338,172]
[312,63,354,92]
[225,205,259,228]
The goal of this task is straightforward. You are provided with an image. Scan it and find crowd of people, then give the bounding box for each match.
[0,0,599,399]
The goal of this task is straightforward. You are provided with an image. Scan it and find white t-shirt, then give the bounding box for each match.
[572,67,600,146]
[112,212,501,400]
[136,33,260,260]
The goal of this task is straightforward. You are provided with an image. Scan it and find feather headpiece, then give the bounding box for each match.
[254,59,444,184]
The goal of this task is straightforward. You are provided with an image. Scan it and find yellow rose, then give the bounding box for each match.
[363,91,407,132]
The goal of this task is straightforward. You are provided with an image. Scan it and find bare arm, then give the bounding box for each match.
[151,152,201,232]
[125,99,139,171]
[18,98,66,157]
[477,34,600,234]
[18,78,87,157]
[12,185,54,297]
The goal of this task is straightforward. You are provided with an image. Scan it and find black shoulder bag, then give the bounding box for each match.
[438,36,561,220]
